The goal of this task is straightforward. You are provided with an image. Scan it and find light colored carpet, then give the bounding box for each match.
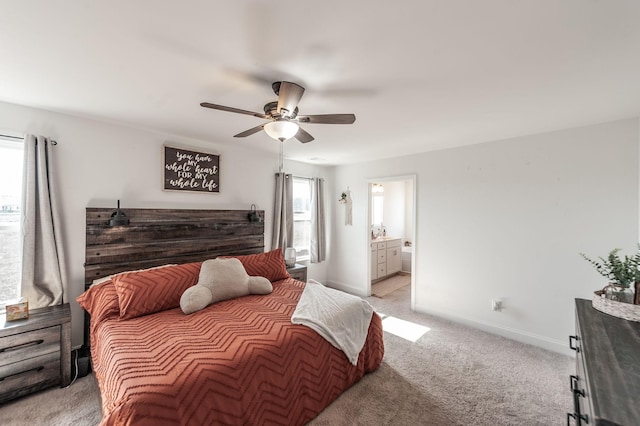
[0,285,573,425]
[371,273,411,298]
[1,372,102,426]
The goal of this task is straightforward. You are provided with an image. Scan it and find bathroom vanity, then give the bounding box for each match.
[370,237,402,281]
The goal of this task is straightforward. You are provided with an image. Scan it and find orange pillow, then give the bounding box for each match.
[77,279,120,322]
[225,249,290,282]
[113,262,202,319]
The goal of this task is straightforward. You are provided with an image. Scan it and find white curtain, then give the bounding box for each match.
[21,135,67,307]
[272,172,293,250]
[310,177,326,263]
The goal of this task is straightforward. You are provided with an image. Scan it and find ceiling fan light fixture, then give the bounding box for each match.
[264,120,299,142]
[201,81,354,143]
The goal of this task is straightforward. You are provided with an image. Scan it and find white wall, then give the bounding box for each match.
[330,118,639,354]
[370,179,413,244]
[3,97,636,355]
[0,100,333,347]
[404,179,414,245]
[381,180,406,239]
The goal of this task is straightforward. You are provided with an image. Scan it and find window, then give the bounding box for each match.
[292,177,312,260]
[0,138,24,303]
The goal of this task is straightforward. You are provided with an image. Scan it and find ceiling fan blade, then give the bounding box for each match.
[276,82,305,118]
[201,102,269,119]
[295,113,356,124]
[234,124,265,138]
[294,127,314,143]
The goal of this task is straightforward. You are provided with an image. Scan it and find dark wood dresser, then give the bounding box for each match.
[569,298,640,425]
[0,303,71,403]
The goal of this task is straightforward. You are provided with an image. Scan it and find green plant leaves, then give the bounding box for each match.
[580,244,640,288]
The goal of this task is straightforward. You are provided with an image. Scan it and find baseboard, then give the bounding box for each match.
[414,305,575,357]
[324,280,368,297]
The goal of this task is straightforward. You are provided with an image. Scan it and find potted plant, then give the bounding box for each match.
[580,246,640,304]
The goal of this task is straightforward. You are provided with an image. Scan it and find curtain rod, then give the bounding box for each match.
[0,134,23,140]
[0,134,57,145]
[274,174,322,182]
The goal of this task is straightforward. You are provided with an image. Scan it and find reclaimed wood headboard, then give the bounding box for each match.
[84,207,265,288]
[83,207,265,346]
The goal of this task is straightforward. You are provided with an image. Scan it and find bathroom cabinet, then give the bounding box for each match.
[371,238,402,281]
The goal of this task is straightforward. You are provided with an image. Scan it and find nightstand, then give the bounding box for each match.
[0,303,71,403]
[287,264,307,282]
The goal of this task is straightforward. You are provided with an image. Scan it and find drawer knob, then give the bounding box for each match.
[569,335,579,352]
[570,375,585,397]
[567,412,588,425]
[0,339,45,353]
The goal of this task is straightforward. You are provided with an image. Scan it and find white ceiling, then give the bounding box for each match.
[1,1,639,166]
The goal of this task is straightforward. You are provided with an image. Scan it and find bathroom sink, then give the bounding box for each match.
[372,236,398,241]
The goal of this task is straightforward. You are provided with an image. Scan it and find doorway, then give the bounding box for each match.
[367,175,416,309]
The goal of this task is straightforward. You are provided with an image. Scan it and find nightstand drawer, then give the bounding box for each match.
[0,326,60,366]
[287,264,307,282]
[0,303,71,403]
[0,352,60,403]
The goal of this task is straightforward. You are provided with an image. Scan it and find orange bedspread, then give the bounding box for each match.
[89,278,384,425]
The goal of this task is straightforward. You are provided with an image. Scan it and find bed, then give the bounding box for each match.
[79,208,384,425]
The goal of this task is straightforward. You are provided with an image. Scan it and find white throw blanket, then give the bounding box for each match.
[291,281,374,365]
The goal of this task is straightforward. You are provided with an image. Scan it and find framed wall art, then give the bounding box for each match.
[163,145,220,193]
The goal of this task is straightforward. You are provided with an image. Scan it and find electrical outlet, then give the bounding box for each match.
[492,299,502,312]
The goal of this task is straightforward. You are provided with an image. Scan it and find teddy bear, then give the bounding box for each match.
[180,257,272,314]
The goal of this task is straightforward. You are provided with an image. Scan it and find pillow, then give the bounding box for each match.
[180,258,272,314]
[77,264,181,319]
[224,249,290,282]
[76,279,121,323]
[113,262,202,319]
[90,264,178,287]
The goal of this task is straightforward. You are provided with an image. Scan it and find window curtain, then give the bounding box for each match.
[21,134,67,307]
[310,177,326,263]
[272,172,293,250]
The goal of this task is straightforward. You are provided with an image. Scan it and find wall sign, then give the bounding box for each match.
[163,145,220,193]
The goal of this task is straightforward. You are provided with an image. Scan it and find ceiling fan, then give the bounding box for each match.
[200,81,356,143]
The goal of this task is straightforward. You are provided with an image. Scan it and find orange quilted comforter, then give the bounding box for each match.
[89,278,384,425]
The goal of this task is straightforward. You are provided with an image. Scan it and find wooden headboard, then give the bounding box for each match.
[85,207,265,288]
[83,207,265,346]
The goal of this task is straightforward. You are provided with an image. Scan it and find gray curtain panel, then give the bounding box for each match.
[271,172,293,250]
[21,135,67,307]
[310,177,326,263]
